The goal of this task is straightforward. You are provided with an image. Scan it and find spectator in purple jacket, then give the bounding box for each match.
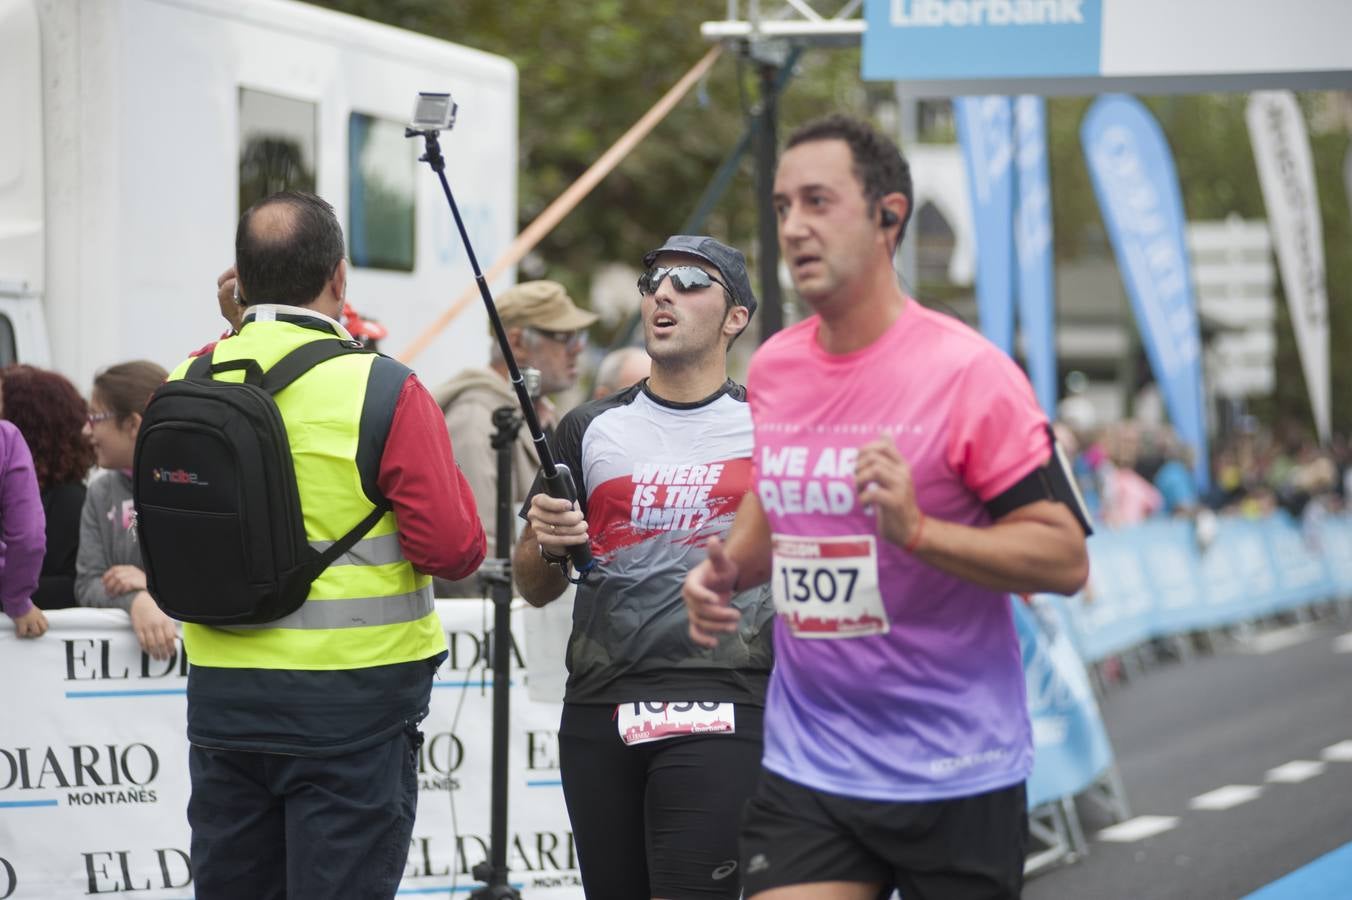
[0,418,48,638]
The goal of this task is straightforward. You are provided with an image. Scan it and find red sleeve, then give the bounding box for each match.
[945,347,1051,501]
[378,375,487,581]
[186,331,234,358]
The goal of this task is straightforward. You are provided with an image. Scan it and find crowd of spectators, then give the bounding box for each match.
[6,343,1344,644]
[0,361,182,648]
[1059,418,1350,531]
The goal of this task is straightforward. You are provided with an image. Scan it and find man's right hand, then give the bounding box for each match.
[526,494,589,555]
[216,265,244,333]
[683,536,743,648]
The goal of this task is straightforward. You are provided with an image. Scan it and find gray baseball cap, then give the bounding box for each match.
[642,235,758,318]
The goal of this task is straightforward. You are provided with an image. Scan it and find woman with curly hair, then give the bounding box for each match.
[77,360,178,659]
[0,365,95,609]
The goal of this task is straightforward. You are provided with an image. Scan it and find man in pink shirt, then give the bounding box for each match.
[684,115,1090,900]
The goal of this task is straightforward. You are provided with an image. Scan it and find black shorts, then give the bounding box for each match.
[558,701,764,899]
[740,769,1028,900]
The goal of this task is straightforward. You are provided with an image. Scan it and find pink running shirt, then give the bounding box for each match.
[747,299,1050,801]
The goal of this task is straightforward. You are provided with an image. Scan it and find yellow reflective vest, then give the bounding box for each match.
[168,317,446,671]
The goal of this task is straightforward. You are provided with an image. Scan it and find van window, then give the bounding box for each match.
[0,314,16,367]
[348,113,416,272]
[239,89,318,215]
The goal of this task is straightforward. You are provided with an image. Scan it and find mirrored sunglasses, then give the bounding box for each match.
[637,265,728,296]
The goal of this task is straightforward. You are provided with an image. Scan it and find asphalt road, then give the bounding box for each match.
[1024,615,1352,900]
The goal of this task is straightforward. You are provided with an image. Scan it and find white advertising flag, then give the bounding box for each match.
[1246,91,1331,443]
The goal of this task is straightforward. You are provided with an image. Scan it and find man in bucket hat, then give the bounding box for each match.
[433,280,598,596]
[514,236,772,900]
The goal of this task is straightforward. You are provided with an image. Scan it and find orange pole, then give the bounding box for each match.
[397,44,725,364]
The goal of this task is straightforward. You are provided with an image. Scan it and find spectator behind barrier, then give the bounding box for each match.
[591,346,651,400]
[1065,416,1348,530]
[76,360,178,659]
[0,417,48,638]
[0,365,97,609]
[432,280,598,596]
[1151,427,1200,517]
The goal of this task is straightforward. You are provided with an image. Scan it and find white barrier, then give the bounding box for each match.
[0,603,583,899]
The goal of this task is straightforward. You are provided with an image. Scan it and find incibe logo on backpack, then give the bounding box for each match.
[151,467,210,486]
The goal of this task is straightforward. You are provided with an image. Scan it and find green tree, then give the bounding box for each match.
[308,2,1351,436]
[308,0,867,339]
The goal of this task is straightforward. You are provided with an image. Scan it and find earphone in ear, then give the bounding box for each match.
[880,208,899,228]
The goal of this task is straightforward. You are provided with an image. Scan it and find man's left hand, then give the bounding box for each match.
[855,437,924,551]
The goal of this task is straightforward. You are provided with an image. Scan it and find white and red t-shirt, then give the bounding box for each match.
[748,299,1050,801]
[524,380,774,707]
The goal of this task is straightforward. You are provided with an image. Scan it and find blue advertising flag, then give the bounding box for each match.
[1081,95,1210,491]
[956,96,1015,354]
[1014,95,1057,416]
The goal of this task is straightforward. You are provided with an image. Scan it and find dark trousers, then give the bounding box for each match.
[559,702,765,899]
[187,727,421,900]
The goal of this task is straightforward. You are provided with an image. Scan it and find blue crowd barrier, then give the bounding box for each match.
[1016,597,1116,809]
[1061,511,1350,664]
[1016,510,1350,816]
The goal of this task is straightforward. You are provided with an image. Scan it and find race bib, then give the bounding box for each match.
[617,701,735,746]
[771,534,889,638]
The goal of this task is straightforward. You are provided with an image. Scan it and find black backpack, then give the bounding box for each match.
[133,339,389,625]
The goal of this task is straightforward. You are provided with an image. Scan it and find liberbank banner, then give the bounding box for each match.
[862,0,1352,95]
[867,1,1102,81]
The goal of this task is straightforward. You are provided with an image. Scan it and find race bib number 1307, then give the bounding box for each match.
[771,534,889,638]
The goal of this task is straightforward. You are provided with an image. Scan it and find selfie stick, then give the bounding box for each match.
[406,94,594,582]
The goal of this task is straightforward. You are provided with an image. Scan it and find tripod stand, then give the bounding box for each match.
[468,405,528,900]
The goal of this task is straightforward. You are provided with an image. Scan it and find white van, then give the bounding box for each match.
[0,0,517,389]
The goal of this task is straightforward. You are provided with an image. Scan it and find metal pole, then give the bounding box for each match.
[469,407,526,900]
[756,61,782,340]
[894,84,920,291]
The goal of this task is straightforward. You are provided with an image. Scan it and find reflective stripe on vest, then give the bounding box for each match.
[311,532,405,568]
[227,583,434,631]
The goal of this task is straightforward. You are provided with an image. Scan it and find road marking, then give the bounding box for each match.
[1266,760,1327,783]
[1097,815,1179,843]
[1189,785,1263,810]
[1320,741,1352,762]
[1241,839,1352,898]
[1237,624,1319,655]
[1334,632,1352,653]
